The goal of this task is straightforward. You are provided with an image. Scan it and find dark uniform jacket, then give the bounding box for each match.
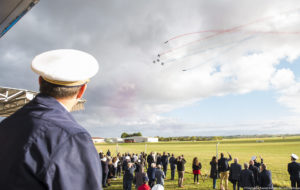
[249,164,260,186]
[229,163,242,181]
[147,155,155,167]
[161,155,169,166]
[123,165,136,181]
[259,169,273,189]
[0,94,102,190]
[288,161,300,181]
[147,167,156,181]
[239,169,255,188]
[169,156,176,170]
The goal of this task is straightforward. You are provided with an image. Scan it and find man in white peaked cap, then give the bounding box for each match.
[0,49,102,190]
[288,153,300,189]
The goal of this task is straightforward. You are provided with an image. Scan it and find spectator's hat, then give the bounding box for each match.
[152,184,164,190]
[125,156,130,160]
[31,49,99,86]
[101,157,107,162]
[143,176,149,182]
[251,156,257,161]
[291,154,298,160]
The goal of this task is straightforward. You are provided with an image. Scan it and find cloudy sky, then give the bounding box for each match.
[1,0,300,137]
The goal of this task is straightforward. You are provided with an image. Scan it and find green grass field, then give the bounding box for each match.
[94,136,300,190]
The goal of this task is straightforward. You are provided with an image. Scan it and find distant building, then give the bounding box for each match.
[123,136,158,143]
[92,137,105,144]
[109,137,124,143]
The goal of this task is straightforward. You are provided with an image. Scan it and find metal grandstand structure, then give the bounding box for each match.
[0,87,86,117]
[0,87,36,117]
[0,0,39,38]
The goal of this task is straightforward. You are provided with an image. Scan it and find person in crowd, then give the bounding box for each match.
[101,157,109,188]
[251,155,263,168]
[123,156,131,174]
[229,158,242,190]
[239,163,255,190]
[134,163,147,190]
[161,152,169,177]
[249,160,260,187]
[123,162,136,190]
[133,154,139,163]
[147,152,155,168]
[218,152,232,190]
[112,156,119,179]
[138,176,151,190]
[192,157,202,184]
[169,154,176,180]
[0,49,102,189]
[259,163,273,190]
[175,155,186,188]
[147,163,157,188]
[118,154,123,177]
[99,150,104,159]
[155,164,166,186]
[288,153,300,189]
[107,149,111,157]
[107,157,114,186]
[156,153,162,166]
[210,156,218,189]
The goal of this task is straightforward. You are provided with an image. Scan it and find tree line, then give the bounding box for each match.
[121,132,142,138]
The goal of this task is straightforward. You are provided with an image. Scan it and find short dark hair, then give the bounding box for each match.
[39,77,82,98]
[220,153,224,158]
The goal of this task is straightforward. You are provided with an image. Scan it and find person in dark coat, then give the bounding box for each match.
[161,152,169,177]
[147,152,155,168]
[251,155,263,168]
[101,157,109,187]
[288,154,300,189]
[192,157,202,184]
[156,153,162,166]
[123,162,136,190]
[0,49,102,190]
[229,158,242,190]
[107,149,111,157]
[123,156,131,174]
[239,163,255,190]
[210,156,218,189]
[169,154,176,180]
[218,152,232,190]
[134,164,147,190]
[147,163,157,188]
[175,155,186,188]
[155,165,165,186]
[249,160,260,187]
[259,163,273,190]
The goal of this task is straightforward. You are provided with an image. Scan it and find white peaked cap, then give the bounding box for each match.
[31,49,99,86]
[291,154,298,160]
[125,156,130,160]
[101,157,107,162]
[251,156,257,161]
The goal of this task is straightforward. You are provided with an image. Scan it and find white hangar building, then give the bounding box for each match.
[124,136,158,143]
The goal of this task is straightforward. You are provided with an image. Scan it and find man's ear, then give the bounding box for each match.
[76,84,87,99]
[39,76,42,85]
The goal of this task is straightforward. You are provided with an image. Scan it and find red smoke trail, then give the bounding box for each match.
[160,8,300,56]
